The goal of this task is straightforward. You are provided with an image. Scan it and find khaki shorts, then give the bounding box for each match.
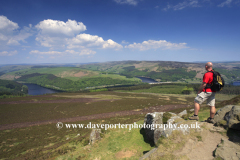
[194,92,216,106]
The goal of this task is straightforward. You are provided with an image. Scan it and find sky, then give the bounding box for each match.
[0,0,240,64]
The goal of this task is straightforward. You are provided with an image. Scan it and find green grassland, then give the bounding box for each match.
[12,67,94,80]
[55,120,155,160]
[2,67,140,82]
[0,65,33,73]
[1,61,240,93]
[110,83,240,95]
[16,73,141,91]
[80,62,198,82]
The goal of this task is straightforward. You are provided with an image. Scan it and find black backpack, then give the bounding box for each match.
[205,70,225,92]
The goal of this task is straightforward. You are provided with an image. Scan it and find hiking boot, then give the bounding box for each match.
[188,115,199,121]
[206,117,215,124]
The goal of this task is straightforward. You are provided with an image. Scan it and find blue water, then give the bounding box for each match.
[23,83,61,95]
[136,76,158,83]
[233,81,240,86]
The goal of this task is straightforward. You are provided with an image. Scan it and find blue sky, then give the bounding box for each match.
[0,0,240,64]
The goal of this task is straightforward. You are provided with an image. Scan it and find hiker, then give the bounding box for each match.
[189,62,216,123]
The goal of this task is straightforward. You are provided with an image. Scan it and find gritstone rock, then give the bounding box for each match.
[144,111,189,146]
[214,138,240,160]
[189,109,195,112]
[144,112,164,143]
[178,109,187,117]
[214,105,233,124]
[227,106,240,130]
[89,129,101,144]
[214,105,240,130]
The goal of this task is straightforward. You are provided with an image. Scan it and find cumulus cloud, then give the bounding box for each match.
[35,19,87,48]
[35,19,122,54]
[121,40,129,44]
[64,49,96,55]
[218,0,232,7]
[114,0,139,5]
[0,16,19,32]
[163,0,200,11]
[68,34,123,50]
[35,19,86,37]
[125,40,189,51]
[29,50,62,55]
[0,50,18,56]
[0,15,32,46]
[35,35,67,48]
[79,49,96,55]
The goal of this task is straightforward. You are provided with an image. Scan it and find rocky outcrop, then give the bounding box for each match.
[178,109,187,117]
[227,106,240,130]
[214,105,233,123]
[143,111,190,146]
[89,129,101,144]
[214,138,240,160]
[144,112,164,143]
[214,105,240,130]
[141,107,240,160]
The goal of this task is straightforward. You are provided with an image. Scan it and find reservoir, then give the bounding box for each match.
[233,81,240,86]
[136,76,158,83]
[23,83,61,95]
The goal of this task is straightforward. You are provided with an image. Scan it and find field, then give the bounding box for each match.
[79,61,240,83]
[0,67,140,82]
[0,67,142,92]
[0,89,238,159]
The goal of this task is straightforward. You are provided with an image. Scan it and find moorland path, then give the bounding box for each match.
[0,104,190,130]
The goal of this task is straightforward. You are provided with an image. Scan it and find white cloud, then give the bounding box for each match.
[35,19,122,53]
[79,49,96,55]
[67,33,123,50]
[35,19,86,37]
[121,40,129,44]
[35,19,86,48]
[0,50,18,56]
[29,50,63,55]
[29,49,96,56]
[114,0,139,5]
[7,39,20,45]
[0,16,19,32]
[125,40,189,51]
[218,0,232,7]
[35,35,67,48]
[163,0,200,11]
[103,39,123,49]
[0,15,32,46]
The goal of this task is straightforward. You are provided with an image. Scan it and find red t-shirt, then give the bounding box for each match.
[202,71,215,92]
